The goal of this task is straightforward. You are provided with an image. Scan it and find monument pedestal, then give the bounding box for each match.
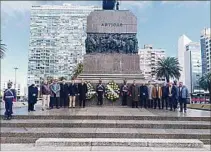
[78,53,144,83]
[80,9,144,82]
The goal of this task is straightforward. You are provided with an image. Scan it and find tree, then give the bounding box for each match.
[156,57,181,83]
[0,40,7,59]
[72,63,83,79]
[199,72,211,103]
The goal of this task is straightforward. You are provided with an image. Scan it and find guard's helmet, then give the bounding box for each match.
[7,82,12,87]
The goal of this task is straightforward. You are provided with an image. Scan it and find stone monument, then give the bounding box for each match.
[79,0,144,83]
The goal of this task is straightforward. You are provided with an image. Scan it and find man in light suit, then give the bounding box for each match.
[178,82,189,113]
[147,81,154,108]
[50,79,60,109]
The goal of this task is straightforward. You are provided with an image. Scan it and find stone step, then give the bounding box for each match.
[1,144,211,151]
[1,119,210,129]
[1,128,210,140]
[35,138,204,148]
[2,115,210,121]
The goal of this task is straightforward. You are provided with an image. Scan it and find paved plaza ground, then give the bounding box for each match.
[0,102,210,151]
[1,101,210,117]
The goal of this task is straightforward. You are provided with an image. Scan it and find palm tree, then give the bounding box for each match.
[199,72,211,103]
[0,40,7,59]
[156,57,181,83]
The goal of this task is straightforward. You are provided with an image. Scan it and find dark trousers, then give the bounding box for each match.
[122,94,127,106]
[5,100,13,118]
[132,100,138,108]
[97,92,103,105]
[28,102,35,111]
[168,97,176,111]
[179,98,187,112]
[148,99,153,108]
[60,97,67,107]
[140,98,147,108]
[161,97,168,109]
[50,97,60,108]
[153,98,161,109]
[79,99,86,108]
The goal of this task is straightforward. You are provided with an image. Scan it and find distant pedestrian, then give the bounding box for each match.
[78,79,88,108]
[120,80,129,106]
[3,82,16,120]
[60,79,69,108]
[130,80,139,108]
[50,79,60,109]
[40,80,51,111]
[68,79,78,108]
[152,83,162,109]
[178,82,189,113]
[139,83,148,108]
[96,79,105,105]
[28,82,38,112]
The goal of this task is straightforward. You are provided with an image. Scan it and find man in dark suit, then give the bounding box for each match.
[167,82,177,111]
[96,79,105,105]
[28,83,38,112]
[139,83,148,108]
[78,79,88,108]
[120,80,129,106]
[161,83,168,110]
[60,79,69,108]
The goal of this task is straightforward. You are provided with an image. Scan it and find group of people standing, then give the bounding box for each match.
[27,79,88,112]
[3,78,189,120]
[120,80,189,113]
[38,79,88,111]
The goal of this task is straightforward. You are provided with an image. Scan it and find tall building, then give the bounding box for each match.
[27,4,100,85]
[178,35,192,85]
[200,28,211,74]
[138,45,166,80]
[184,42,202,93]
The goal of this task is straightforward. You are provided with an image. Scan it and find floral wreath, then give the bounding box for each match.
[86,81,96,100]
[105,81,120,101]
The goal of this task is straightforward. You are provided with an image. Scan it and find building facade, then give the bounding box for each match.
[178,35,192,85]
[184,42,202,93]
[200,28,211,74]
[138,45,166,80]
[27,4,100,85]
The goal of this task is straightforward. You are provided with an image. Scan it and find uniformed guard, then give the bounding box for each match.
[3,82,16,120]
[96,79,105,105]
[120,80,129,106]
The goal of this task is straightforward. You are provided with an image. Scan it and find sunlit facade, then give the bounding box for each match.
[138,45,166,80]
[27,4,100,85]
[184,42,202,93]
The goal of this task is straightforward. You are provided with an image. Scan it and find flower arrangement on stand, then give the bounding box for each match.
[86,81,96,100]
[105,80,120,101]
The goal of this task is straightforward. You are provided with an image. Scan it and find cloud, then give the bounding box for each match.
[1,1,37,17]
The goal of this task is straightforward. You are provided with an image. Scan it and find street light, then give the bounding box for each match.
[14,67,18,101]
[14,67,18,89]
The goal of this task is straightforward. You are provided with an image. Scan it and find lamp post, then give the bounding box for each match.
[14,67,18,89]
[14,67,18,101]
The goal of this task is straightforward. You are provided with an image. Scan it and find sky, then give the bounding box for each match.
[1,1,210,88]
